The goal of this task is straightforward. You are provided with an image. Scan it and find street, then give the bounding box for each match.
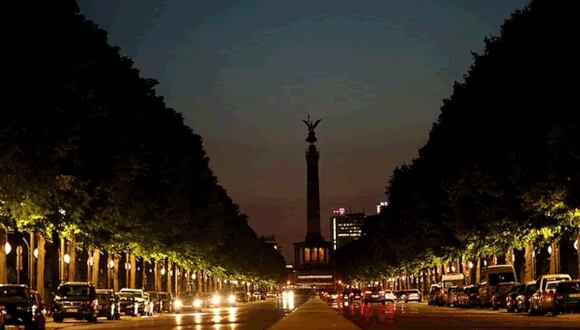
[42,295,309,330]
[335,301,580,329]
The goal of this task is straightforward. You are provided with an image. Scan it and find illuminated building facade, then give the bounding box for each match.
[330,208,365,250]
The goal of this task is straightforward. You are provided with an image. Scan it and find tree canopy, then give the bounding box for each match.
[0,0,284,284]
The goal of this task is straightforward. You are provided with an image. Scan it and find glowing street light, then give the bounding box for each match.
[548,245,553,255]
[63,253,71,264]
[33,248,39,259]
[109,259,115,269]
[468,261,474,269]
[574,239,578,251]
[4,241,12,255]
[160,267,166,276]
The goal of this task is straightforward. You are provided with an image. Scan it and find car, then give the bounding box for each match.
[444,286,461,307]
[173,291,204,313]
[428,284,441,306]
[156,292,174,312]
[234,290,249,303]
[95,289,120,320]
[117,292,138,316]
[119,288,146,316]
[209,291,237,307]
[0,285,46,330]
[440,273,466,307]
[516,281,537,313]
[350,289,363,302]
[402,289,422,303]
[530,274,572,315]
[252,290,266,301]
[506,284,525,312]
[478,265,517,308]
[325,290,339,302]
[491,281,518,310]
[266,291,278,298]
[384,290,396,302]
[553,280,580,314]
[462,286,480,308]
[52,282,98,322]
[363,287,385,304]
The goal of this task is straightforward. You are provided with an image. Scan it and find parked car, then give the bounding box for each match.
[0,285,46,330]
[117,292,137,316]
[506,284,525,312]
[491,282,518,310]
[445,286,461,307]
[478,265,517,308]
[530,274,572,315]
[401,289,422,303]
[119,288,146,316]
[428,284,441,306]
[463,286,480,308]
[252,290,266,301]
[95,289,120,320]
[440,273,466,307]
[52,282,98,322]
[553,280,580,314]
[516,281,537,313]
[384,290,396,302]
[363,287,385,304]
[157,292,174,312]
[173,291,204,313]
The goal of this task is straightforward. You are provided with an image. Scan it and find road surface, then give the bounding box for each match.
[43,295,309,330]
[335,300,580,329]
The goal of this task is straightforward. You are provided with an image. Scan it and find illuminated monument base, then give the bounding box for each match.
[292,240,334,288]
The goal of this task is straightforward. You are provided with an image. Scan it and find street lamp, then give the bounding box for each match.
[548,245,552,255]
[33,248,38,259]
[63,253,71,264]
[4,241,12,255]
[574,239,578,251]
[468,261,474,269]
[108,259,114,269]
[160,267,166,276]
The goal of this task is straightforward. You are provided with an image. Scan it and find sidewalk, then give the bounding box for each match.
[270,297,360,330]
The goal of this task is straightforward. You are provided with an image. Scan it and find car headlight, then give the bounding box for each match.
[174,299,183,308]
[212,295,221,305]
[228,294,236,304]
[193,299,202,308]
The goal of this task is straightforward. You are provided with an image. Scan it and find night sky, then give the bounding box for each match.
[78,0,527,261]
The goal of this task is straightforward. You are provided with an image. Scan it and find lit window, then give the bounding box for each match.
[312,247,318,262]
[304,248,310,263]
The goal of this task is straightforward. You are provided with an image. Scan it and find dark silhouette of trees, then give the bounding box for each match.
[0,0,283,291]
[337,0,579,281]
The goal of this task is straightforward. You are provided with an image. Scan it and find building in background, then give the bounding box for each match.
[376,201,388,214]
[330,208,366,250]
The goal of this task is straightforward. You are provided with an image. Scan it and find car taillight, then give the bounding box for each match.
[365,291,371,294]
[555,293,563,301]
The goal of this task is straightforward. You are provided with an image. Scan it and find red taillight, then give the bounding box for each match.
[364,291,372,294]
[555,293,563,301]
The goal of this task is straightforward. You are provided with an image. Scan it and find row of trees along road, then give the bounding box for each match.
[336,0,579,289]
[0,0,285,300]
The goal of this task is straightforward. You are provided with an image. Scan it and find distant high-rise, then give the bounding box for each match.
[330,208,365,250]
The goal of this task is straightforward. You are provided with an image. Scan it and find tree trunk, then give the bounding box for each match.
[549,240,560,274]
[475,259,481,284]
[0,231,7,283]
[36,233,46,299]
[86,247,92,283]
[91,248,100,287]
[197,271,202,293]
[107,253,113,289]
[524,243,535,282]
[577,235,580,279]
[505,248,514,265]
[68,237,76,282]
[130,253,136,288]
[59,237,66,283]
[113,251,119,291]
[166,262,172,294]
[29,232,35,289]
